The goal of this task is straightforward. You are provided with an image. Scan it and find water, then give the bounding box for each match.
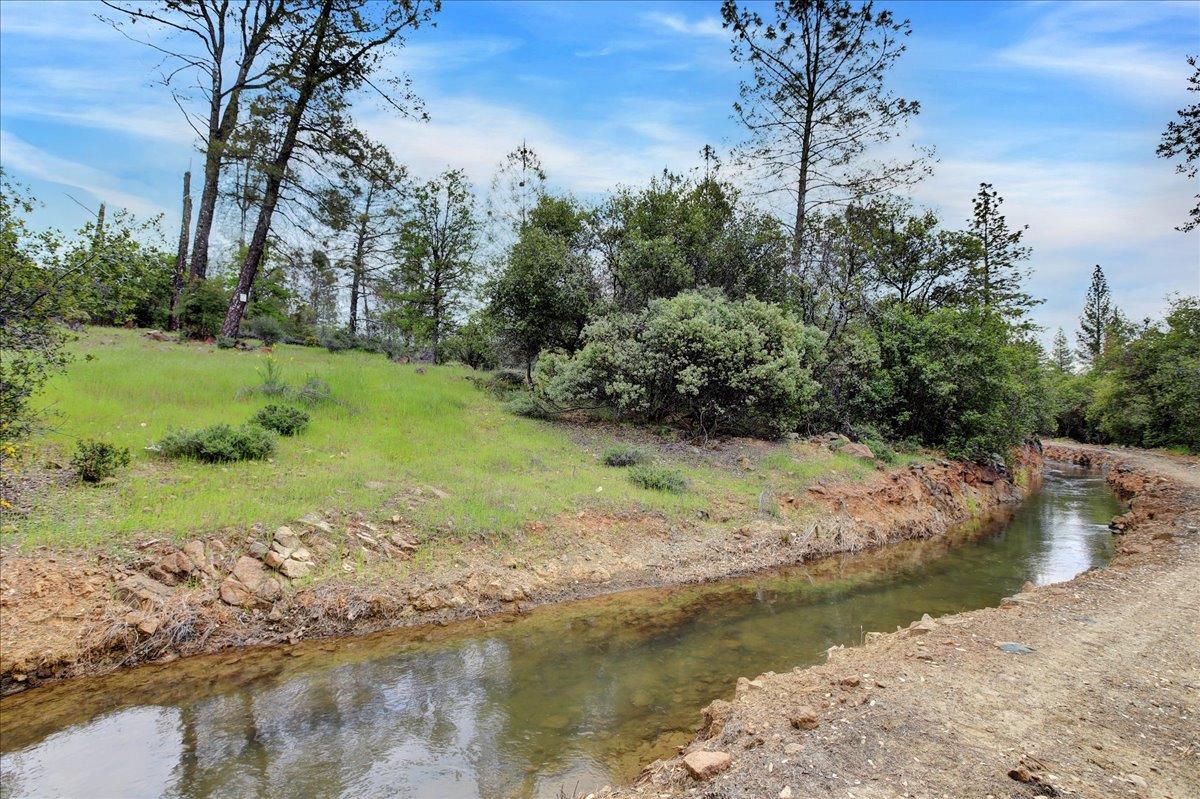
[0,463,1122,799]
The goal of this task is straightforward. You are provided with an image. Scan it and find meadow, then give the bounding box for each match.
[9,328,886,549]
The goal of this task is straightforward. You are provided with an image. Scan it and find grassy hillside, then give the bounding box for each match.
[8,328,886,549]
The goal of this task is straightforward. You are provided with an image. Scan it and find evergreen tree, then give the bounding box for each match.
[1157,56,1200,232]
[1076,264,1113,367]
[1050,328,1074,372]
[964,183,1037,317]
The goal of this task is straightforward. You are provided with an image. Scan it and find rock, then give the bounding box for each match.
[273,526,301,551]
[839,675,861,687]
[290,547,312,563]
[219,556,282,607]
[264,550,286,570]
[738,456,755,471]
[116,573,174,608]
[907,613,938,635]
[182,540,212,575]
[279,558,312,580]
[364,480,387,490]
[841,442,875,460]
[124,610,159,636]
[247,541,269,559]
[699,699,733,739]
[682,750,731,780]
[789,707,820,730]
[996,641,1034,655]
[779,788,793,799]
[297,514,334,535]
[145,330,172,342]
[412,590,447,611]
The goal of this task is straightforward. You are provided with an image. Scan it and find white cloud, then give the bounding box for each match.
[998,1,1197,102]
[0,130,161,215]
[643,12,726,39]
[0,0,121,42]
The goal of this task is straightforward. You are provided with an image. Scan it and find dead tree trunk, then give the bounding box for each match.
[169,170,192,331]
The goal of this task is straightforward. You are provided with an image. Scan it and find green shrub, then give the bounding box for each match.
[849,424,897,463]
[627,464,687,492]
[157,423,275,463]
[216,335,237,349]
[177,279,227,340]
[320,327,357,353]
[470,369,527,397]
[601,445,648,467]
[535,291,822,439]
[71,439,131,483]
[505,393,553,420]
[251,404,310,436]
[246,315,284,346]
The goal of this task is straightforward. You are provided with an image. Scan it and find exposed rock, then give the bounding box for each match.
[297,514,334,535]
[116,573,174,608]
[682,750,731,780]
[219,556,281,607]
[273,526,301,552]
[124,610,159,636]
[247,541,269,560]
[841,442,875,460]
[264,550,286,570]
[182,540,213,575]
[290,547,312,563]
[789,707,820,730]
[779,787,793,799]
[996,641,1035,655]
[279,558,312,580]
[907,613,938,635]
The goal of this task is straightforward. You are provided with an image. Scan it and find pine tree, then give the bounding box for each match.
[1076,264,1113,367]
[964,183,1037,317]
[1050,328,1074,372]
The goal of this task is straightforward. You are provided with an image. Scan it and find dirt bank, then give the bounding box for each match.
[1,447,1039,694]
[606,441,1199,799]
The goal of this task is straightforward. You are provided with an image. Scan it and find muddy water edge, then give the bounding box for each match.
[0,462,1123,799]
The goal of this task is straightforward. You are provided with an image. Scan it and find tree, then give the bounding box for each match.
[488,198,598,378]
[1157,56,1200,232]
[1076,264,1113,367]
[169,170,192,330]
[221,0,438,337]
[722,0,929,264]
[484,141,547,255]
[964,183,1037,318]
[1050,328,1074,372]
[102,0,291,281]
[387,169,480,361]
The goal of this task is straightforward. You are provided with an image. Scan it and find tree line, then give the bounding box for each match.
[2,0,1196,460]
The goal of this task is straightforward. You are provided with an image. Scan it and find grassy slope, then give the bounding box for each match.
[11,328,885,549]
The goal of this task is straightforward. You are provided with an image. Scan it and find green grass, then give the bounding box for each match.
[9,329,907,550]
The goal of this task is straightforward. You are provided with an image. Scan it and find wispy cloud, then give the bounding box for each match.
[643,12,726,39]
[998,1,1197,102]
[0,130,161,215]
[0,0,120,42]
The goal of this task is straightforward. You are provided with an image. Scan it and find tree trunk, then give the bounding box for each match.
[169,170,192,330]
[347,186,373,335]
[188,88,246,281]
[221,0,333,337]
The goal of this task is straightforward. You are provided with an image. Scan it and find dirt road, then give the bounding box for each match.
[612,442,1200,799]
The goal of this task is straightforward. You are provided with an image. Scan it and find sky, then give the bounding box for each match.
[1,0,1198,344]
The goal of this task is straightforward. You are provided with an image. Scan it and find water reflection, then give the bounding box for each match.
[0,463,1121,799]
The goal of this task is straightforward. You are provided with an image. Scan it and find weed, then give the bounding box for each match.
[628,464,688,493]
[71,439,131,483]
[601,445,648,467]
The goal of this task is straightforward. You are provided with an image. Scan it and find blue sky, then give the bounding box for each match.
[1,0,1197,343]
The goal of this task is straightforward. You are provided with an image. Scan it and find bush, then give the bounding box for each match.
[470,369,527,397]
[177,279,227,340]
[251,404,309,436]
[505,393,553,420]
[295,376,333,406]
[216,335,237,349]
[157,423,275,463]
[535,292,823,439]
[627,464,687,492]
[71,439,131,483]
[246,315,284,346]
[601,445,648,467]
[848,424,897,463]
[319,327,358,353]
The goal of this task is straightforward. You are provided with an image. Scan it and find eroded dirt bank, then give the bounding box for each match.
[1,448,1039,694]
[606,442,1199,799]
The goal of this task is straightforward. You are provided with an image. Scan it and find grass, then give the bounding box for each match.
[9,328,908,550]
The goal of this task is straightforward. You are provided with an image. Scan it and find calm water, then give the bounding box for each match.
[0,463,1122,799]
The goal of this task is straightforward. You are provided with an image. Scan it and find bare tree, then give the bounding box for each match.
[102,0,293,281]
[221,0,438,337]
[722,0,930,264]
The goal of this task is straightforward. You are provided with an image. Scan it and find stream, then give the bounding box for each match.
[0,462,1122,799]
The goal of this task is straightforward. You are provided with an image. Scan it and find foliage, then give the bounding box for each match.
[1076,264,1113,366]
[487,202,598,375]
[320,326,358,353]
[0,177,73,444]
[295,377,334,406]
[865,305,1049,461]
[535,292,823,439]
[627,464,687,493]
[504,392,554,420]
[157,423,276,463]
[1086,296,1200,452]
[246,314,285,345]
[601,445,649,467]
[216,335,238,349]
[1157,55,1200,232]
[70,439,131,483]
[440,315,499,370]
[964,183,1037,318]
[251,404,310,436]
[178,279,228,340]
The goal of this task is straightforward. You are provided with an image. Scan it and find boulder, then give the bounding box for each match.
[841,442,875,460]
[264,550,286,570]
[279,558,312,580]
[789,707,820,730]
[182,540,214,576]
[247,541,270,560]
[219,556,282,607]
[116,573,174,608]
[273,526,301,552]
[682,750,731,780]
